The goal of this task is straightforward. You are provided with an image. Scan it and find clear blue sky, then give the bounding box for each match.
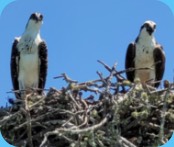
[0,0,174,146]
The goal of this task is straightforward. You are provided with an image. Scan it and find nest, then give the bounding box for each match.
[0,61,174,147]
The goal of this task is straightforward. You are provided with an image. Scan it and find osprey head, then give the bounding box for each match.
[29,13,43,22]
[140,20,156,35]
[26,12,43,30]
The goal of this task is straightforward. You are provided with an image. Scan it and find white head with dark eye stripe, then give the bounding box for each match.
[25,12,43,32]
[140,20,156,36]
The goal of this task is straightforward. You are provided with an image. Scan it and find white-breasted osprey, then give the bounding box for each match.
[125,20,165,87]
[10,12,48,98]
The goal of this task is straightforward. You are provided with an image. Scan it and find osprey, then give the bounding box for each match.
[125,20,165,87]
[10,12,48,98]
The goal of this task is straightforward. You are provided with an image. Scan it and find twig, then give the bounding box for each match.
[40,114,110,147]
[6,88,49,94]
[67,92,81,110]
[54,73,78,83]
[0,111,21,127]
[97,60,112,72]
[120,136,137,147]
[159,86,171,143]
[23,95,33,147]
[14,108,61,130]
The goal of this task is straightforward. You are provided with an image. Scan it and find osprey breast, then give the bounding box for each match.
[18,36,39,89]
[134,41,156,82]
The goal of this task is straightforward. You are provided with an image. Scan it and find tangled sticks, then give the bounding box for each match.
[0,60,174,147]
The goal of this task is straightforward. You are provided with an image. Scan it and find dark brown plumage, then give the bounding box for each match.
[125,21,165,88]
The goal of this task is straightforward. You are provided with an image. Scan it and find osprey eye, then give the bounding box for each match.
[31,13,35,17]
[30,13,37,19]
[40,14,43,20]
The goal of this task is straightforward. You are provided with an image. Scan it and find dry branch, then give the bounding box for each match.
[0,60,174,147]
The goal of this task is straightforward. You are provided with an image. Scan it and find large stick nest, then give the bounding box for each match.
[0,61,174,147]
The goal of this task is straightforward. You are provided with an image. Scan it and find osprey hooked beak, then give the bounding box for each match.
[141,20,156,35]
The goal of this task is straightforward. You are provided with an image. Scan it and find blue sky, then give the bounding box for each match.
[0,0,174,146]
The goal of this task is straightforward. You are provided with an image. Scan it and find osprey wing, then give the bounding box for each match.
[125,42,136,82]
[10,38,20,98]
[153,45,165,87]
[38,41,48,94]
